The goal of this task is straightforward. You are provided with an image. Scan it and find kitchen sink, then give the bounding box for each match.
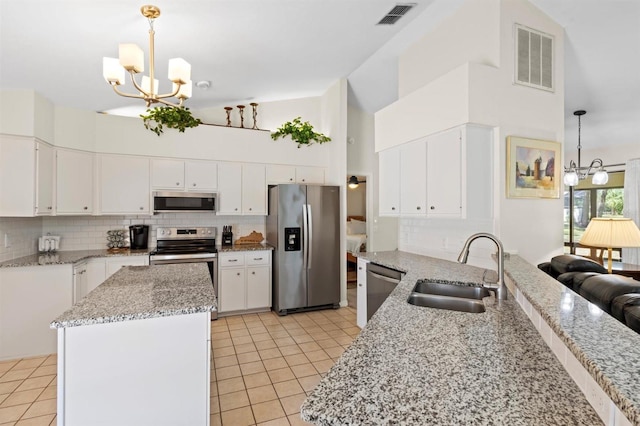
[407,280,489,313]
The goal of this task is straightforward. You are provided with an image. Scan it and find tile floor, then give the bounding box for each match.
[0,307,359,426]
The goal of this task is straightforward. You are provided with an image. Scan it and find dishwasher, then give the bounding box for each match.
[366,263,404,320]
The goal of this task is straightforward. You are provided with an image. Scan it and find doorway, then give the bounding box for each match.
[346,174,368,309]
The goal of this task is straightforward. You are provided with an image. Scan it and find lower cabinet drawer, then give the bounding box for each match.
[219,254,245,267]
[245,251,270,266]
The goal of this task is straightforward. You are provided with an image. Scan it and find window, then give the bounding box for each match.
[564,172,625,261]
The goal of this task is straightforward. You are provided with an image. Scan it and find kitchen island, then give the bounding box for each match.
[301,251,634,425]
[51,263,216,426]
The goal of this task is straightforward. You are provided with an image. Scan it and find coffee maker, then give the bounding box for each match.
[129,225,149,250]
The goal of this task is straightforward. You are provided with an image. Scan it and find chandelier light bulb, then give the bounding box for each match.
[102,57,125,85]
[563,171,579,187]
[592,168,609,185]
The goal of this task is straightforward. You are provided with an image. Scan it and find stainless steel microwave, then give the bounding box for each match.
[153,192,217,214]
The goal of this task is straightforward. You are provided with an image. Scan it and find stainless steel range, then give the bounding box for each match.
[149,227,218,319]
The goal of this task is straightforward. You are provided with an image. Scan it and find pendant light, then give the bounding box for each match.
[563,110,608,186]
[348,176,360,189]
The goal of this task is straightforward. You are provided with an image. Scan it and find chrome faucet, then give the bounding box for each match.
[457,233,507,300]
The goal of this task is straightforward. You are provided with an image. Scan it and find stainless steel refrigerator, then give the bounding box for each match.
[267,184,340,315]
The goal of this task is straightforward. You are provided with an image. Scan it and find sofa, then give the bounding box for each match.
[538,254,640,334]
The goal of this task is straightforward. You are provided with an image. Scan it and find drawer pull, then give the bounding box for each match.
[253,258,263,261]
[237,272,241,276]
[252,271,255,275]
[228,259,238,262]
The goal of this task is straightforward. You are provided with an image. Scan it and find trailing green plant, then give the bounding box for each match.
[271,117,331,148]
[140,106,202,136]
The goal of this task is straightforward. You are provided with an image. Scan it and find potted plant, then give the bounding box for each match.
[271,117,331,148]
[140,106,202,136]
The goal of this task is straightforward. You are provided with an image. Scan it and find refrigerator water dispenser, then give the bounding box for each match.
[284,227,301,251]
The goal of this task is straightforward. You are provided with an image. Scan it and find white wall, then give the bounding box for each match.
[346,103,398,252]
[398,0,501,97]
[386,0,565,266]
[0,90,54,143]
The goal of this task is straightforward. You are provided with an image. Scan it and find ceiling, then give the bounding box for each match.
[1,0,638,150]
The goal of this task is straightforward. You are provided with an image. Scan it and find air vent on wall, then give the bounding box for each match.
[514,24,554,92]
[377,3,415,25]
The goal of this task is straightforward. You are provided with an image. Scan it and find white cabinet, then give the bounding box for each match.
[426,128,463,217]
[218,250,271,314]
[377,125,492,219]
[356,258,369,329]
[151,159,185,190]
[0,135,54,216]
[0,264,73,359]
[99,155,150,215]
[267,165,325,184]
[295,166,325,184]
[400,138,427,215]
[74,259,107,302]
[217,163,243,214]
[242,163,266,215]
[378,149,400,216]
[56,148,94,215]
[186,160,218,191]
[152,159,218,192]
[105,256,149,279]
[36,141,54,216]
[218,163,266,215]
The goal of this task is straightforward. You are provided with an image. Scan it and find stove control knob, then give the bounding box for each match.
[167,230,172,235]
[207,229,212,234]
[160,229,165,235]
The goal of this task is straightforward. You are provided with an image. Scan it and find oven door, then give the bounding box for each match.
[150,256,218,320]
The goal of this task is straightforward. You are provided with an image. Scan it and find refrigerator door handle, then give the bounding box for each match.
[307,204,313,270]
[302,203,308,270]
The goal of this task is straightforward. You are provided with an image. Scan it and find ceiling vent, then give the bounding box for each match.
[377,4,415,25]
[514,24,554,92]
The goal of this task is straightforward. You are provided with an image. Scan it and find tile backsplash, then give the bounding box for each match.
[0,217,43,262]
[0,214,266,261]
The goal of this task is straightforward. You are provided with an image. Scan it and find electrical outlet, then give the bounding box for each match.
[4,233,10,248]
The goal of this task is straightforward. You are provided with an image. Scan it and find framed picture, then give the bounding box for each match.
[506,136,561,199]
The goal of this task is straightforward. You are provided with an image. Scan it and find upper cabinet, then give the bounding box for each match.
[185,161,218,191]
[267,165,325,185]
[378,124,493,219]
[0,135,54,216]
[56,148,94,215]
[99,154,150,215]
[151,159,218,192]
[400,139,427,216]
[218,163,266,215]
[242,164,266,215]
[378,149,400,216]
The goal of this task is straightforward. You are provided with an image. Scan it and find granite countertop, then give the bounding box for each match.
[218,242,274,252]
[0,248,151,268]
[505,255,640,425]
[51,263,216,329]
[301,251,603,425]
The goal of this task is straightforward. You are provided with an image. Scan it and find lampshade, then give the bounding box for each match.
[168,58,191,84]
[348,176,359,189]
[592,168,609,185]
[119,43,144,73]
[141,76,159,96]
[173,80,192,99]
[103,57,125,85]
[563,170,579,186]
[579,218,640,273]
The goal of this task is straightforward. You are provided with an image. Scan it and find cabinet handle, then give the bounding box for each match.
[249,208,252,211]
[430,206,435,210]
[301,179,306,182]
[358,267,362,270]
[253,258,263,261]
[237,272,241,276]
[48,206,52,210]
[252,271,255,275]
[358,283,362,287]
[140,207,144,210]
[228,259,238,262]
[176,182,180,186]
[83,206,88,210]
[234,208,238,211]
[289,178,293,181]
[417,206,421,210]
[193,183,197,187]
[391,207,396,211]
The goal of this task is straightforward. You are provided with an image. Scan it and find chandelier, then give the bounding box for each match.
[102,5,192,108]
[563,110,608,187]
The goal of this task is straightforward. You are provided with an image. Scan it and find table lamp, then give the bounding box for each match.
[579,218,640,273]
